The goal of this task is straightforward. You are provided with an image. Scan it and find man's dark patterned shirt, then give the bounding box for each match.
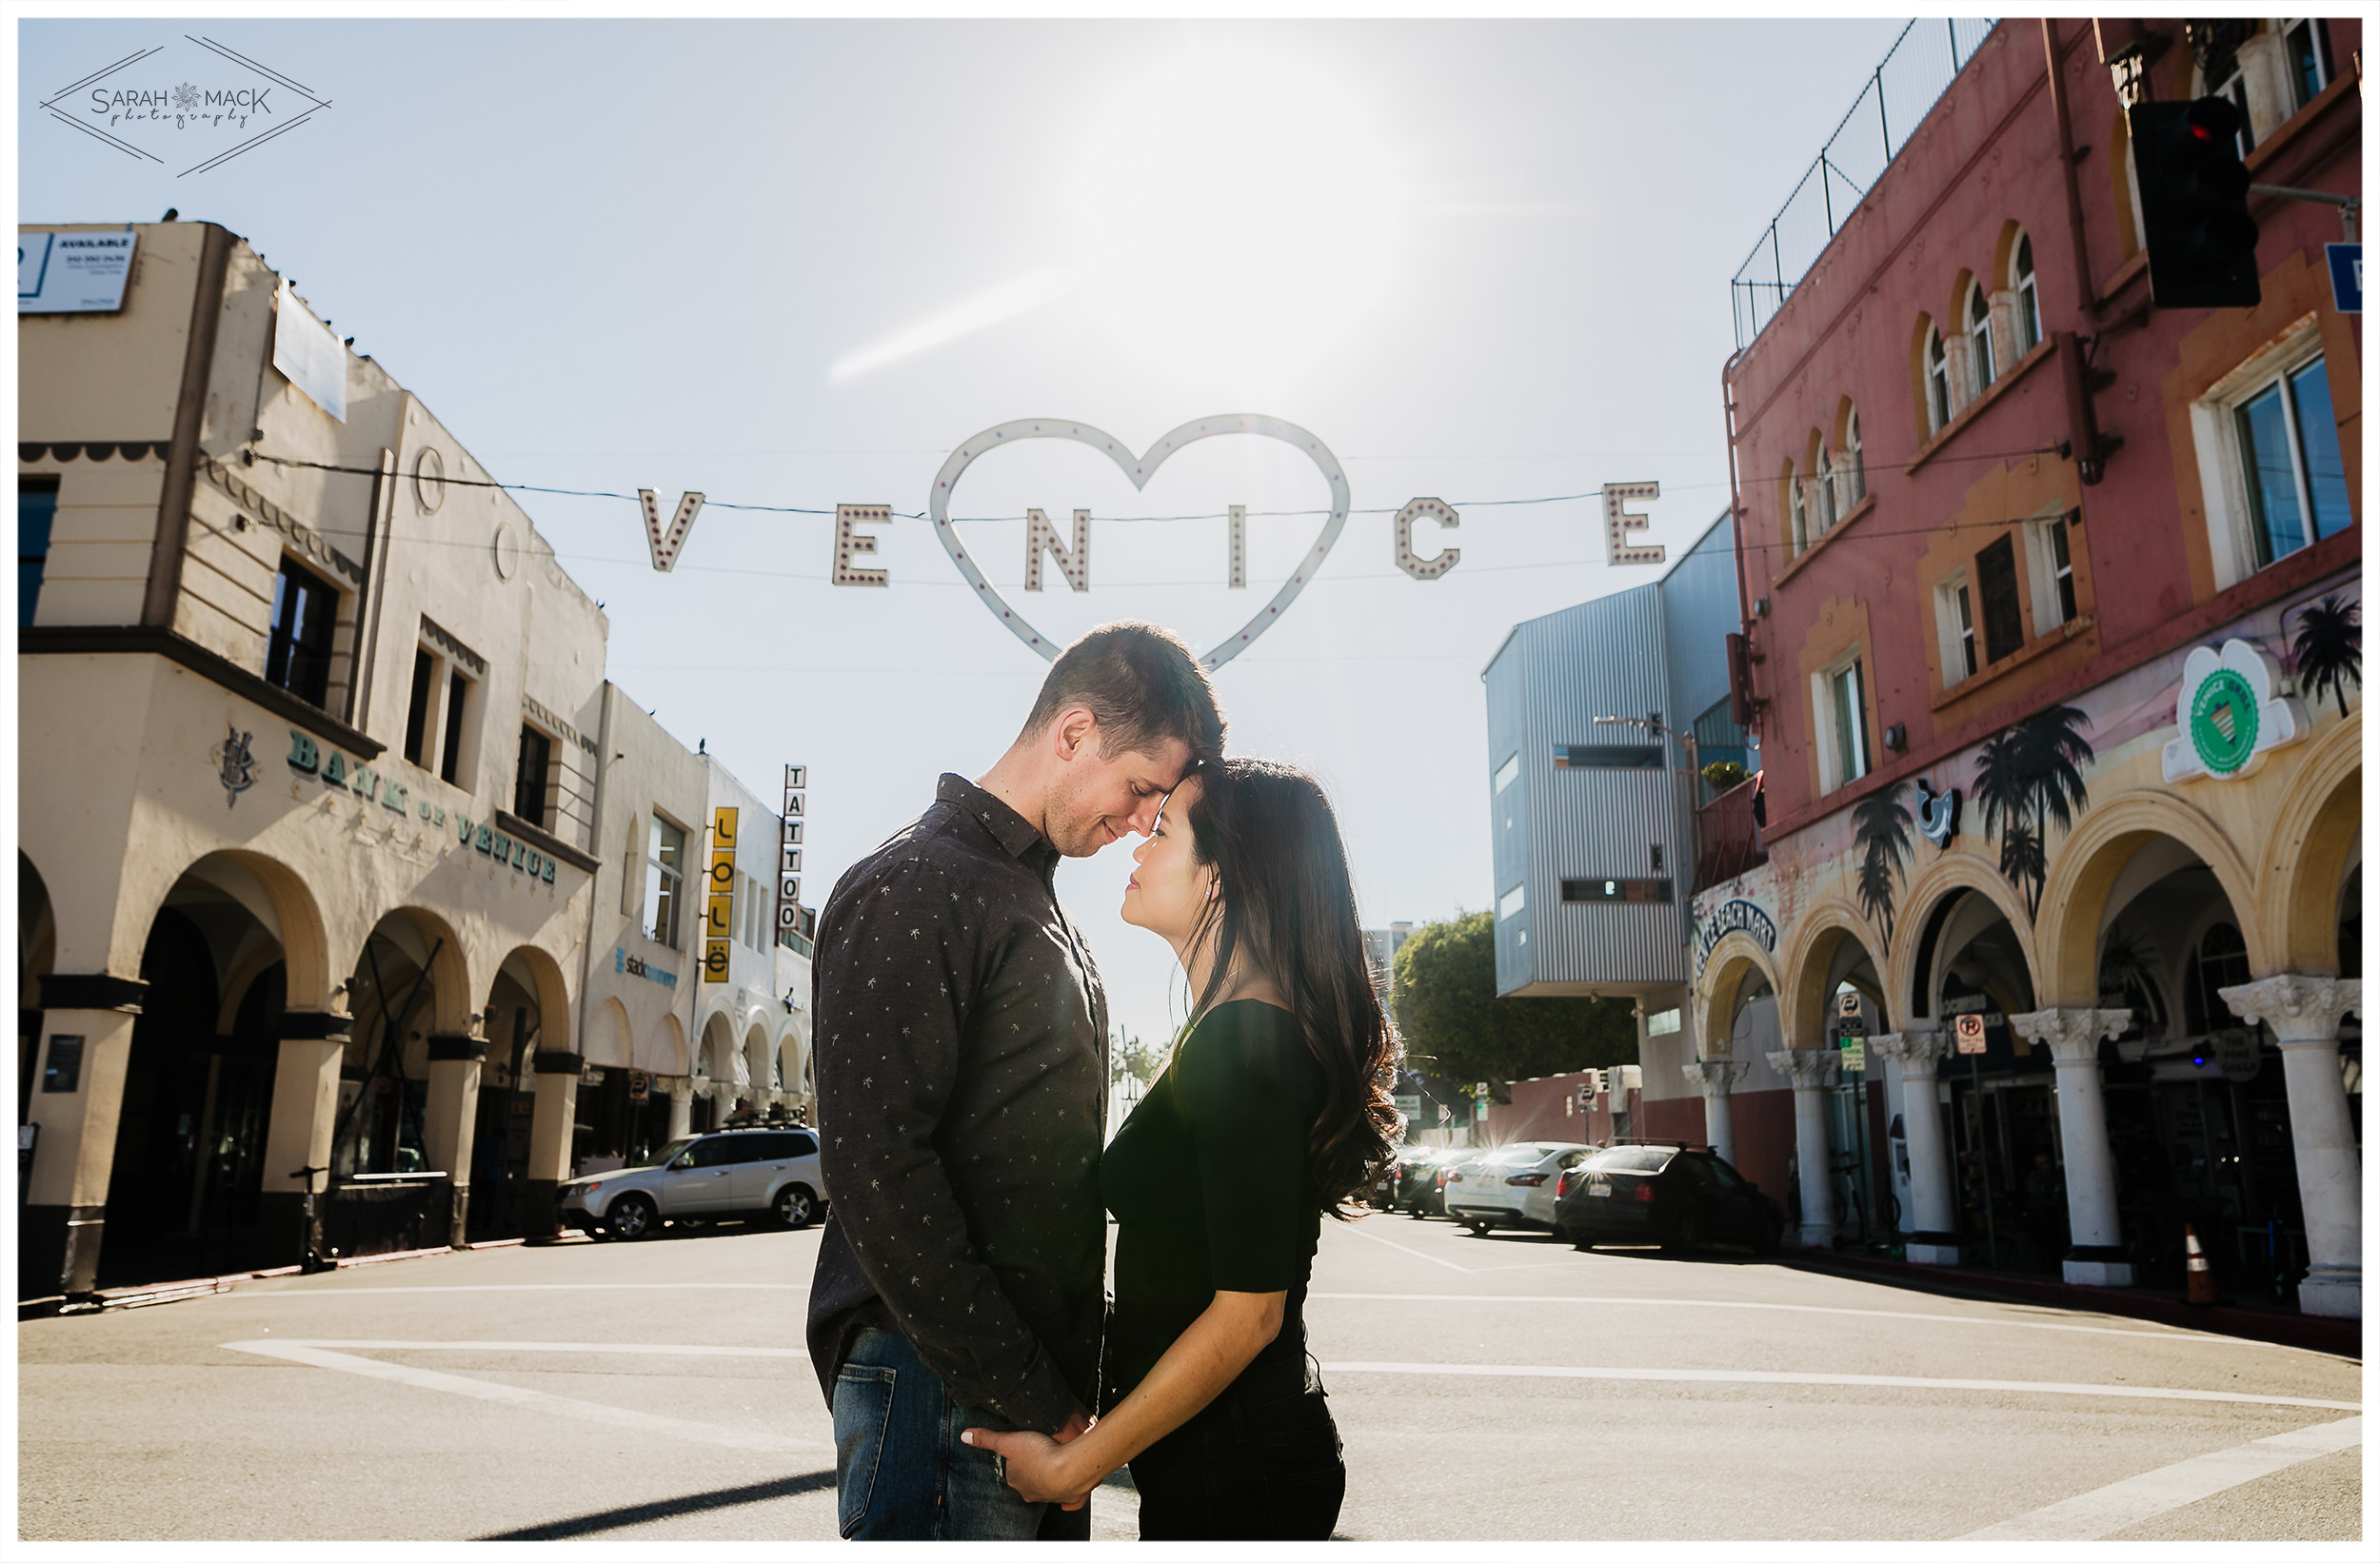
[805,773,1109,1432]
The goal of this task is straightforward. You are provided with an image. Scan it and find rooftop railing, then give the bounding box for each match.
[1729,18,1999,351]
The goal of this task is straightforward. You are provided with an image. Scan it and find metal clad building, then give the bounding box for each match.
[1483,511,1746,1004]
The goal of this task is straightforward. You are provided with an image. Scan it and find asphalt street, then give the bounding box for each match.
[16,1212,2364,1543]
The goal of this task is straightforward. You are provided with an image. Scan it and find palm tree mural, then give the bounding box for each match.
[1970,703,2095,919]
[2291,594,2361,720]
[1852,782,1914,939]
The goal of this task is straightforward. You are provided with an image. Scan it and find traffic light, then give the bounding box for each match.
[2130,95,2260,308]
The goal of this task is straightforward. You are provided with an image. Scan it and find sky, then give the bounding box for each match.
[20,13,1914,1050]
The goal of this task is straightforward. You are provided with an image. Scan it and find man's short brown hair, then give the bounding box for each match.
[1020,621,1225,763]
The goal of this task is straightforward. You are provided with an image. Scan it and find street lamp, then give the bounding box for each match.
[1594,714,1699,930]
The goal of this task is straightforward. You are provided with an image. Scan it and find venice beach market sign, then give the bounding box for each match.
[1694,898,1777,977]
[637,414,1671,672]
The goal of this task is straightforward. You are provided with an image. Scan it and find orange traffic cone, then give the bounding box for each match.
[2183,1223,2220,1305]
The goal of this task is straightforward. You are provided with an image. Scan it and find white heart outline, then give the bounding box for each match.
[927,414,1351,671]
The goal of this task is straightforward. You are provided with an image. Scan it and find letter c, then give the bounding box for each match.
[1394,498,1461,581]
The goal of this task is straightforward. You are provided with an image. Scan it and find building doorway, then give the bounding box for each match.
[98,880,288,1288]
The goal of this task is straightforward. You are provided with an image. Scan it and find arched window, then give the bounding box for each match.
[2012,234,2041,355]
[1923,324,1951,435]
[1843,407,1866,504]
[1815,445,1837,534]
[1787,463,1808,554]
[2183,920,2253,1036]
[1967,279,1996,392]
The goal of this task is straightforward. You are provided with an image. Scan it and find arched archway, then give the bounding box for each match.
[335,908,475,1180]
[1778,901,1893,1247]
[95,850,323,1287]
[744,1020,773,1116]
[1696,933,1780,1060]
[2259,717,2361,977]
[19,853,56,1123]
[660,1013,689,1078]
[2035,790,2261,1006]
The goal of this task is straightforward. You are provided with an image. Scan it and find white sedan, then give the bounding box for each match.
[1442,1141,1596,1235]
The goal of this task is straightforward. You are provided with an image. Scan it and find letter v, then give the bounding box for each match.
[640,490,705,572]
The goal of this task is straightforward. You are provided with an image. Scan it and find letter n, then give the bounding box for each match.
[1024,508,1091,593]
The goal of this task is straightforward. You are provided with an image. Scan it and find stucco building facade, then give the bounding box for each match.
[18,219,818,1301]
[1695,20,2360,1316]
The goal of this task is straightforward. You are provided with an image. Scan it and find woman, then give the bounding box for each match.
[964,758,1400,1539]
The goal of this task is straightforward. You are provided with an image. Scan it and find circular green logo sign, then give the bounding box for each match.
[2189,666,2260,775]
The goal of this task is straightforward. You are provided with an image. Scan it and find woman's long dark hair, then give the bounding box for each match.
[1179,758,1402,1217]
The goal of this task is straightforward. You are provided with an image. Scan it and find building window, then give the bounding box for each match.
[1788,464,1809,553]
[19,475,58,628]
[513,723,553,828]
[1966,279,1996,393]
[1494,752,1519,794]
[1497,883,1526,920]
[1815,449,1838,534]
[1842,407,1865,505]
[2012,234,2041,355]
[404,648,437,766]
[1814,656,1872,793]
[2284,18,2333,111]
[645,815,687,947]
[1936,573,1978,684]
[2031,513,2077,628]
[1924,323,1951,435]
[440,666,475,787]
[2236,354,2352,570]
[264,557,339,707]
[2206,49,2256,158]
[1974,534,2025,664]
[1554,743,1660,770]
[2183,920,2254,1036]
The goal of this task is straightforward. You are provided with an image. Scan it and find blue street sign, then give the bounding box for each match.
[2327,244,2361,314]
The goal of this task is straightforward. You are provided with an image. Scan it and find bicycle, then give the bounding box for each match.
[290,1164,330,1275]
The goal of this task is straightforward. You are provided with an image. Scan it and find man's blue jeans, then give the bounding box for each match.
[832,1326,1088,1541]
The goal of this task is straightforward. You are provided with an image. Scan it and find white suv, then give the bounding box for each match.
[559,1127,828,1239]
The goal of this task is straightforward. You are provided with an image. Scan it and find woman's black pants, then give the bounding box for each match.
[1128,1381,1345,1541]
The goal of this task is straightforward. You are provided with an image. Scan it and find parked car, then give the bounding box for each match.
[1387,1145,1453,1217]
[1444,1141,1595,1235]
[1551,1142,1783,1255]
[559,1127,828,1239]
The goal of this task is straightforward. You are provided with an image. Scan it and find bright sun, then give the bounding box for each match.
[1068,48,1404,377]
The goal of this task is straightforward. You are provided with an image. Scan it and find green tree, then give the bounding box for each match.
[1391,911,1636,1095]
[1108,1028,1159,1092]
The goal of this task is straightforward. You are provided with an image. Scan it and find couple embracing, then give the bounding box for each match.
[805,621,1399,1542]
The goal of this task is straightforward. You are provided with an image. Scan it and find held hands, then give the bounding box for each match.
[962,1409,1096,1509]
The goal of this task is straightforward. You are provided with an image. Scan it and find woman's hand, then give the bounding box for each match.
[961,1426,1094,1507]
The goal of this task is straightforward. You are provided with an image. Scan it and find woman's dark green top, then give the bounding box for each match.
[1100,999,1323,1412]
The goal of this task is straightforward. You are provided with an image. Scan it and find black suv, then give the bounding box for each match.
[1551,1142,1783,1256]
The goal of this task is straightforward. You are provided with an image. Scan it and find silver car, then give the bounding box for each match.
[559,1127,828,1239]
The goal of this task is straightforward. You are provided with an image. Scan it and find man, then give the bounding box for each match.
[806,621,1225,1541]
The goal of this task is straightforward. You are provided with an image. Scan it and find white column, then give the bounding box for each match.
[2219,977,2362,1320]
[666,1080,693,1141]
[1685,1058,1751,1164]
[1873,1024,1957,1265]
[2011,1007,2134,1286]
[423,1029,486,1250]
[1768,1048,1839,1247]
